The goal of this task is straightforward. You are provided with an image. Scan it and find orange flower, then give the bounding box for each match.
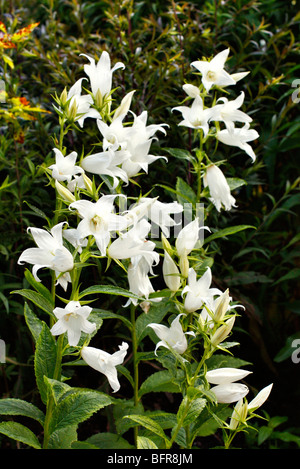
[0,21,39,49]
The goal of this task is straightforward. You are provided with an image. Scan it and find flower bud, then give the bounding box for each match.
[229,399,248,430]
[55,180,76,203]
[163,251,181,292]
[59,87,68,106]
[214,288,230,323]
[82,173,94,194]
[179,251,189,278]
[210,315,235,346]
[247,383,273,411]
[113,90,135,121]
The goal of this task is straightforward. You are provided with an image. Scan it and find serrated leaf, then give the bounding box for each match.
[12,289,54,316]
[24,302,44,342]
[92,308,132,331]
[48,390,112,434]
[137,436,158,449]
[47,425,78,449]
[78,284,142,302]
[138,370,181,398]
[24,269,53,303]
[44,377,73,404]
[176,177,197,206]
[0,398,45,425]
[84,432,133,449]
[177,397,207,427]
[164,147,196,163]
[0,422,41,449]
[34,323,57,404]
[135,299,170,344]
[191,407,232,438]
[123,414,169,443]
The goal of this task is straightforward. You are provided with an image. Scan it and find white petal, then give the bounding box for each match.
[206,367,252,385]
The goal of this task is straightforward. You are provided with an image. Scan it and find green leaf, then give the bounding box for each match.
[138,370,181,398]
[191,407,232,438]
[203,225,255,244]
[12,289,54,316]
[47,425,78,449]
[177,397,207,427]
[136,299,171,344]
[273,268,300,285]
[83,432,134,449]
[48,390,113,434]
[164,147,196,163]
[92,308,132,331]
[44,377,73,404]
[273,332,300,362]
[0,422,41,449]
[24,302,44,343]
[137,436,158,449]
[176,177,197,205]
[24,269,53,304]
[123,414,169,444]
[78,284,142,301]
[34,323,57,404]
[0,398,45,425]
[227,177,247,190]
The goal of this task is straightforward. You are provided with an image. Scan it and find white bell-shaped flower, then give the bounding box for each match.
[50,301,96,346]
[81,342,129,393]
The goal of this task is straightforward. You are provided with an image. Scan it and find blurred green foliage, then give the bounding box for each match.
[0,0,299,448]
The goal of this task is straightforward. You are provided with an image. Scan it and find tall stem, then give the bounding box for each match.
[43,333,64,448]
[130,303,139,446]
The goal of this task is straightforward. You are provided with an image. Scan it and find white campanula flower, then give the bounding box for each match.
[203,164,237,212]
[50,301,96,346]
[81,148,130,189]
[48,148,84,183]
[206,367,252,404]
[206,367,252,385]
[125,197,183,238]
[216,122,259,162]
[69,194,128,256]
[108,219,159,271]
[112,90,136,121]
[122,111,168,178]
[247,383,273,411]
[163,251,181,292]
[211,383,249,404]
[95,110,168,179]
[81,51,125,101]
[191,48,236,93]
[182,83,200,98]
[125,257,157,309]
[182,267,222,313]
[212,91,252,132]
[148,314,195,355]
[200,288,244,327]
[18,222,74,290]
[176,218,209,257]
[97,114,129,152]
[172,95,217,136]
[63,227,88,254]
[81,342,129,393]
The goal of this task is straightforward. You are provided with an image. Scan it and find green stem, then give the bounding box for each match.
[130,303,139,447]
[42,333,64,449]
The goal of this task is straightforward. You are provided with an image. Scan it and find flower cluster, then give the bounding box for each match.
[17,47,272,426]
[173,48,259,212]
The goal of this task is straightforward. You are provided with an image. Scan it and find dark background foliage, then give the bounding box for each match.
[0,0,299,448]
